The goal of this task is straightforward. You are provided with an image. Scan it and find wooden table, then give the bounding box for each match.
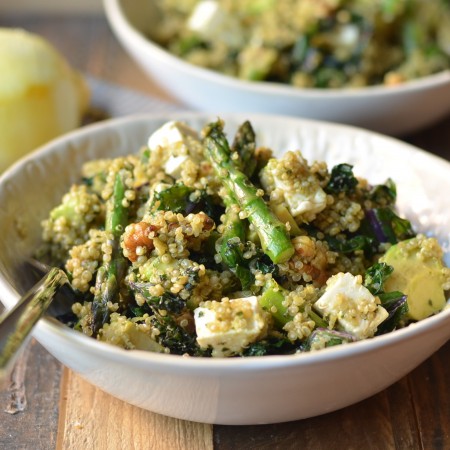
[1,12,449,450]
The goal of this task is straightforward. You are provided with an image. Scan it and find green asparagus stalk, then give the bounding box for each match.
[260,278,327,329]
[219,195,256,289]
[219,121,255,268]
[204,120,294,264]
[219,200,247,269]
[91,169,129,335]
[231,120,257,177]
[259,278,290,327]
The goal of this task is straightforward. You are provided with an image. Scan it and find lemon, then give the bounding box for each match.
[0,28,90,171]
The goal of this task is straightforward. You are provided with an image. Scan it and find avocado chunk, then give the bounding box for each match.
[380,235,448,321]
[98,313,165,352]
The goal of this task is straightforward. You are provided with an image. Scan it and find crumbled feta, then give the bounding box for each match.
[194,296,268,357]
[260,151,327,221]
[338,24,360,47]
[147,121,203,177]
[313,272,388,340]
[147,120,200,154]
[281,182,327,218]
[187,0,221,34]
[163,154,189,178]
[187,0,244,48]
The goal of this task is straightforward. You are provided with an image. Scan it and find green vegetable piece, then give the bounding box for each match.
[133,286,186,315]
[219,232,255,290]
[364,262,409,333]
[368,178,397,205]
[139,256,173,282]
[231,120,257,177]
[259,279,290,327]
[91,170,130,335]
[151,184,222,221]
[381,0,406,19]
[238,47,277,81]
[364,262,394,295]
[402,20,424,55]
[370,207,415,244]
[98,315,165,352]
[152,314,207,356]
[375,291,408,335]
[50,201,78,223]
[380,236,448,321]
[235,265,253,291]
[325,163,358,194]
[49,185,100,227]
[153,183,194,213]
[326,235,373,254]
[305,328,355,350]
[137,256,203,310]
[218,122,257,281]
[260,279,326,329]
[242,336,297,356]
[291,35,309,65]
[204,120,294,264]
[271,203,302,237]
[245,0,275,15]
[219,202,247,269]
[176,34,205,56]
[91,266,109,334]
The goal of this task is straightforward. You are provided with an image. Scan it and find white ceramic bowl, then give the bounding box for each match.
[0,112,449,425]
[103,0,450,136]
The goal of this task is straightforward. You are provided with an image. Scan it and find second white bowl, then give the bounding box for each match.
[103,0,450,136]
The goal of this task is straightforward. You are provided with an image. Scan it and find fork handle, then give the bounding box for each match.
[0,267,67,379]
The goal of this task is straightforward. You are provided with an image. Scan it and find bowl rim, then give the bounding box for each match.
[33,306,450,373]
[0,111,449,373]
[104,0,450,100]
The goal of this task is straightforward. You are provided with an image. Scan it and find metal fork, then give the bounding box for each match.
[0,262,69,380]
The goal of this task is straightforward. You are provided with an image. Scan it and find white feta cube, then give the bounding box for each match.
[147,120,200,154]
[163,154,189,178]
[188,1,221,34]
[147,121,203,177]
[314,272,389,340]
[279,181,327,218]
[187,0,244,48]
[338,24,360,47]
[194,296,268,357]
[265,171,327,219]
[260,151,327,221]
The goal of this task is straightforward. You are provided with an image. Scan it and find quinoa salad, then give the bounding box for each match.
[37,119,450,357]
[151,0,450,88]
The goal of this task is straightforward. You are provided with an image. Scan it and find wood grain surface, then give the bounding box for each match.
[56,369,212,450]
[0,340,61,449]
[1,12,450,450]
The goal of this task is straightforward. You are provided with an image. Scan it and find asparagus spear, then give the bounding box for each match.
[219,122,255,269]
[260,278,326,329]
[91,169,130,335]
[204,120,294,264]
[219,200,247,269]
[219,121,259,278]
[231,120,257,177]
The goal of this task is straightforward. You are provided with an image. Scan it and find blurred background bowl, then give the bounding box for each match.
[0,112,449,425]
[103,0,450,136]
